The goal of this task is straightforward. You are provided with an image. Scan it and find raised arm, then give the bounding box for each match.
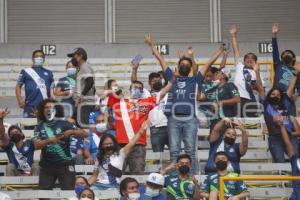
[0,108,10,148]
[229,25,240,63]
[130,63,139,82]
[187,46,198,75]
[145,34,168,71]
[272,23,280,66]
[199,44,224,77]
[277,119,294,157]
[123,120,149,157]
[253,63,265,97]
[158,80,173,102]
[287,72,298,99]
[219,50,228,69]
[209,118,232,143]
[290,116,300,137]
[235,121,248,156]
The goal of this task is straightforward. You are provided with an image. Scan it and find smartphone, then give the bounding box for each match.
[131,54,143,66]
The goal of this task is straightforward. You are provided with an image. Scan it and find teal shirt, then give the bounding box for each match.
[201,172,248,199]
[34,120,76,166]
[164,171,195,199]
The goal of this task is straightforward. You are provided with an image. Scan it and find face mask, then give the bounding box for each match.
[80,198,92,200]
[212,80,220,85]
[112,86,119,92]
[216,160,228,171]
[75,184,86,196]
[10,134,25,143]
[46,108,56,121]
[178,64,191,76]
[128,193,140,200]
[145,187,160,197]
[178,165,190,175]
[34,57,44,66]
[224,137,235,145]
[71,57,79,67]
[96,122,107,133]
[131,88,142,99]
[269,96,281,105]
[282,55,294,66]
[67,67,77,76]
[152,81,163,91]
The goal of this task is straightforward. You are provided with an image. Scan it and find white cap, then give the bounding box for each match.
[221,68,231,79]
[146,173,165,186]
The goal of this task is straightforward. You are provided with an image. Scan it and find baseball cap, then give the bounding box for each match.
[67,47,87,61]
[221,68,231,79]
[146,173,165,186]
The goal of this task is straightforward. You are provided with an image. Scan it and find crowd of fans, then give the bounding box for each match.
[0,23,299,200]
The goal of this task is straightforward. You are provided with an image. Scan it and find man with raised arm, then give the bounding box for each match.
[230,25,261,118]
[145,34,224,174]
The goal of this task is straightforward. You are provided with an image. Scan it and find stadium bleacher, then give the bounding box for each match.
[0,59,297,199]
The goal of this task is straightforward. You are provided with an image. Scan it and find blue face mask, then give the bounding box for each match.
[131,88,142,99]
[67,67,77,77]
[75,184,86,196]
[34,57,44,66]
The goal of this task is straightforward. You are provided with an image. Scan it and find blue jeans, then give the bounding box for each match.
[268,135,299,163]
[167,116,199,174]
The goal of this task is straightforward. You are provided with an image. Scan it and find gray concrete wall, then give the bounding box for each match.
[0,41,299,59]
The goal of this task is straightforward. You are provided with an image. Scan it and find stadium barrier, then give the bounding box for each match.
[219,176,300,200]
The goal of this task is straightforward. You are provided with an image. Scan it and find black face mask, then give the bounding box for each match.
[178,165,190,175]
[178,65,191,76]
[269,96,281,105]
[282,55,294,66]
[152,81,163,91]
[71,57,79,67]
[103,145,115,152]
[224,137,235,145]
[216,160,228,171]
[10,134,25,143]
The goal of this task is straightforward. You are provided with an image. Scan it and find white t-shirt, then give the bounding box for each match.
[234,58,257,100]
[94,148,125,185]
[148,91,168,128]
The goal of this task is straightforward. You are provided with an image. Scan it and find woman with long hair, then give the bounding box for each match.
[88,120,149,190]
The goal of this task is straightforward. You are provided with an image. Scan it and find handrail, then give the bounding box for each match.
[219,175,300,200]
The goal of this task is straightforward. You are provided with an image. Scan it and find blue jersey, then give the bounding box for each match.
[17,66,54,117]
[272,37,300,116]
[205,137,241,174]
[165,170,195,199]
[290,155,300,200]
[88,110,102,124]
[2,140,34,172]
[164,67,204,116]
[34,120,76,166]
[262,97,294,137]
[69,137,84,157]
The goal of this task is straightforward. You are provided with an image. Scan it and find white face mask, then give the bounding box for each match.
[112,85,119,92]
[128,193,140,200]
[145,187,160,197]
[95,122,107,133]
[46,108,56,121]
[67,67,77,76]
[34,57,44,66]
[80,198,92,200]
